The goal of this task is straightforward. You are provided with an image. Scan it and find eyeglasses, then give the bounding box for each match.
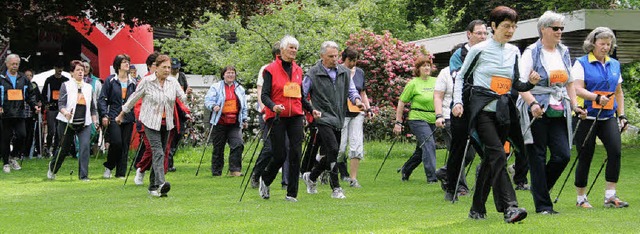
[550,26,564,32]
[473,32,489,36]
[499,24,518,29]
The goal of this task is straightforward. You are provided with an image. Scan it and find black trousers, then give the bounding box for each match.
[252,115,289,184]
[1,118,26,165]
[46,110,60,150]
[103,122,133,177]
[471,111,519,214]
[512,149,529,185]
[260,116,303,198]
[527,116,570,212]
[24,116,43,157]
[309,125,342,189]
[210,124,244,174]
[445,113,476,193]
[574,118,621,187]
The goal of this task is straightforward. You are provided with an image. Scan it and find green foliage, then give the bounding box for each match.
[621,61,640,104]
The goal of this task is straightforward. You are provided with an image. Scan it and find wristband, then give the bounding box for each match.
[395,121,402,126]
[435,114,444,119]
[529,101,540,110]
[618,115,627,121]
[595,94,602,105]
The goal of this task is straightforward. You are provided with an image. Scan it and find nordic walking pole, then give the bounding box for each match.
[240,126,263,161]
[554,108,602,203]
[51,109,74,177]
[195,124,215,176]
[443,128,453,164]
[374,136,399,181]
[124,134,144,186]
[453,138,471,203]
[240,118,276,188]
[239,114,279,202]
[522,116,538,136]
[586,158,608,197]
[38,111,43,157]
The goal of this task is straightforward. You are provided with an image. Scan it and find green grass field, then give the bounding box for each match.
[1,141,639,233]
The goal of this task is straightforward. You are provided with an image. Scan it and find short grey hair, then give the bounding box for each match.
[583,27,617,54]
[320,41,339,55]
[5,54,19,64]
[280,35,299,50]
[537,11,564,37]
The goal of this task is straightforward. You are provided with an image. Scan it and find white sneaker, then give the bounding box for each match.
[103,168,112,179]
[134,168,145,185]
[9,158,21,170]
[302,172,317,194]
[285,196,298,202]
[3,164,10,173]
[258,177,270,199]
[331,187,346,199]
[148,190,161,197]
[47,169,56,180]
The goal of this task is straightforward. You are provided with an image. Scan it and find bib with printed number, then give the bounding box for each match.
[347,99,361,113]
[490,76,512,95]
[7,89,23,101]
[222,99,238,114]
[549,70,568,85]
[77,94,86,105]
[283,82,301,98]
[52,90,60,100]
[591,91,614,110]
[122,87,127,99]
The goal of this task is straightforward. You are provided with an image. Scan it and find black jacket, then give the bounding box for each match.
[303,61,352,130]
[0,70,38,118]
[98,74,136,123]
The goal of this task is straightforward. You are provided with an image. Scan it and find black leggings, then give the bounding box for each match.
[574,118,621,187]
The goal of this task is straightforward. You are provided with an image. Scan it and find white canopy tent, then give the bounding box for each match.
[32,69,71,91]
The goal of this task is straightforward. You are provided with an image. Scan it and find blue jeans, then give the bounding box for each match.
[401,120,437,182]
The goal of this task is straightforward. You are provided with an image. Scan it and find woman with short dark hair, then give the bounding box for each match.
[452,6,540,223]
[99,54,136,179]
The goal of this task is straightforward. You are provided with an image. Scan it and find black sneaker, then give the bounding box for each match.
[537,209,559,215]
[445,191,458,202]
[504,207,528,223]
[515,183,530,191]
[468,210,486,220]
[435,167,448,191]
[250,174,259,189]
[168,167,176,172]
[158,182,171,197]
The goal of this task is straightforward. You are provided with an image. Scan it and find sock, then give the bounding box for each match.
[605,190,616,200]
[577,195,587,203]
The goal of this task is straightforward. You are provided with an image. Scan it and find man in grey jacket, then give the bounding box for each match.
[301,41,363,199]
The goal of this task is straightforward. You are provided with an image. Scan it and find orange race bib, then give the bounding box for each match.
[490,76,512,95]
[591,91,614,110]
[222,99,238,114]
[549,70,568,84]
[52,90,60,100]
[503,141,510,154]
[283,82,301,98]
[347,99,361,113]
[122,87,127,99]
[7,89,23,101]
[77,94,86,105]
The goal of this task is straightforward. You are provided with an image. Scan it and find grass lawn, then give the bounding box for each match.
[1,141,639,233]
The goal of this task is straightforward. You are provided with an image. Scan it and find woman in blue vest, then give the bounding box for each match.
[204,65,248,177]
[571,27,629,209]
[517,11,586,214]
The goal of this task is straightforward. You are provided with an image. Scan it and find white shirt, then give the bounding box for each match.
[434,66,453,119]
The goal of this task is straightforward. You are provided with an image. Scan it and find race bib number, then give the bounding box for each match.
[347,99,361,113]
[77,94,86,105]
[283,82,301,98]
[222,99,238,114]
[549,70,568,85]
[122,88,127,99]
[490,76,512,95]
[503,141,510,154]
[52,90,60,100]
[591,91,614,110]
[7,89,23,101]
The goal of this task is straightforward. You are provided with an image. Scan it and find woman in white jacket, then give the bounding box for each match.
[47,60,99,181]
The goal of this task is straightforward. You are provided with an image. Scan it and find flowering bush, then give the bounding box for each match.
[345,29,429,108]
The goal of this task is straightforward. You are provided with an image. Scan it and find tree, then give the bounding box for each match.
[0,0,279,37]
[158,0,362,84]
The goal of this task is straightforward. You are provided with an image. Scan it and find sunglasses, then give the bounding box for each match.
[550,26,564,32]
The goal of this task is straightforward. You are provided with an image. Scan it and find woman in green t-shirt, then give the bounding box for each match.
[393,56,438,182]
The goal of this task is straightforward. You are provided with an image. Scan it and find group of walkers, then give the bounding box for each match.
[0,5,631,223]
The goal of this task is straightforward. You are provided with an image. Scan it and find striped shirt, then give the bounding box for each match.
[122,73,186,131]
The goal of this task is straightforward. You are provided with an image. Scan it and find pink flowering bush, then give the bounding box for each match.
[345,29,429,108]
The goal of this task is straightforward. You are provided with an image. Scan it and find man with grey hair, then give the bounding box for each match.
[0,54,40,172]
[301,41,364,199]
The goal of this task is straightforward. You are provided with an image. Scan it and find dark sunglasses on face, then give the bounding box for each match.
[550,26,564,32]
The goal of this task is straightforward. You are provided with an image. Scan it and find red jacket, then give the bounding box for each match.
[263,57,304,120]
